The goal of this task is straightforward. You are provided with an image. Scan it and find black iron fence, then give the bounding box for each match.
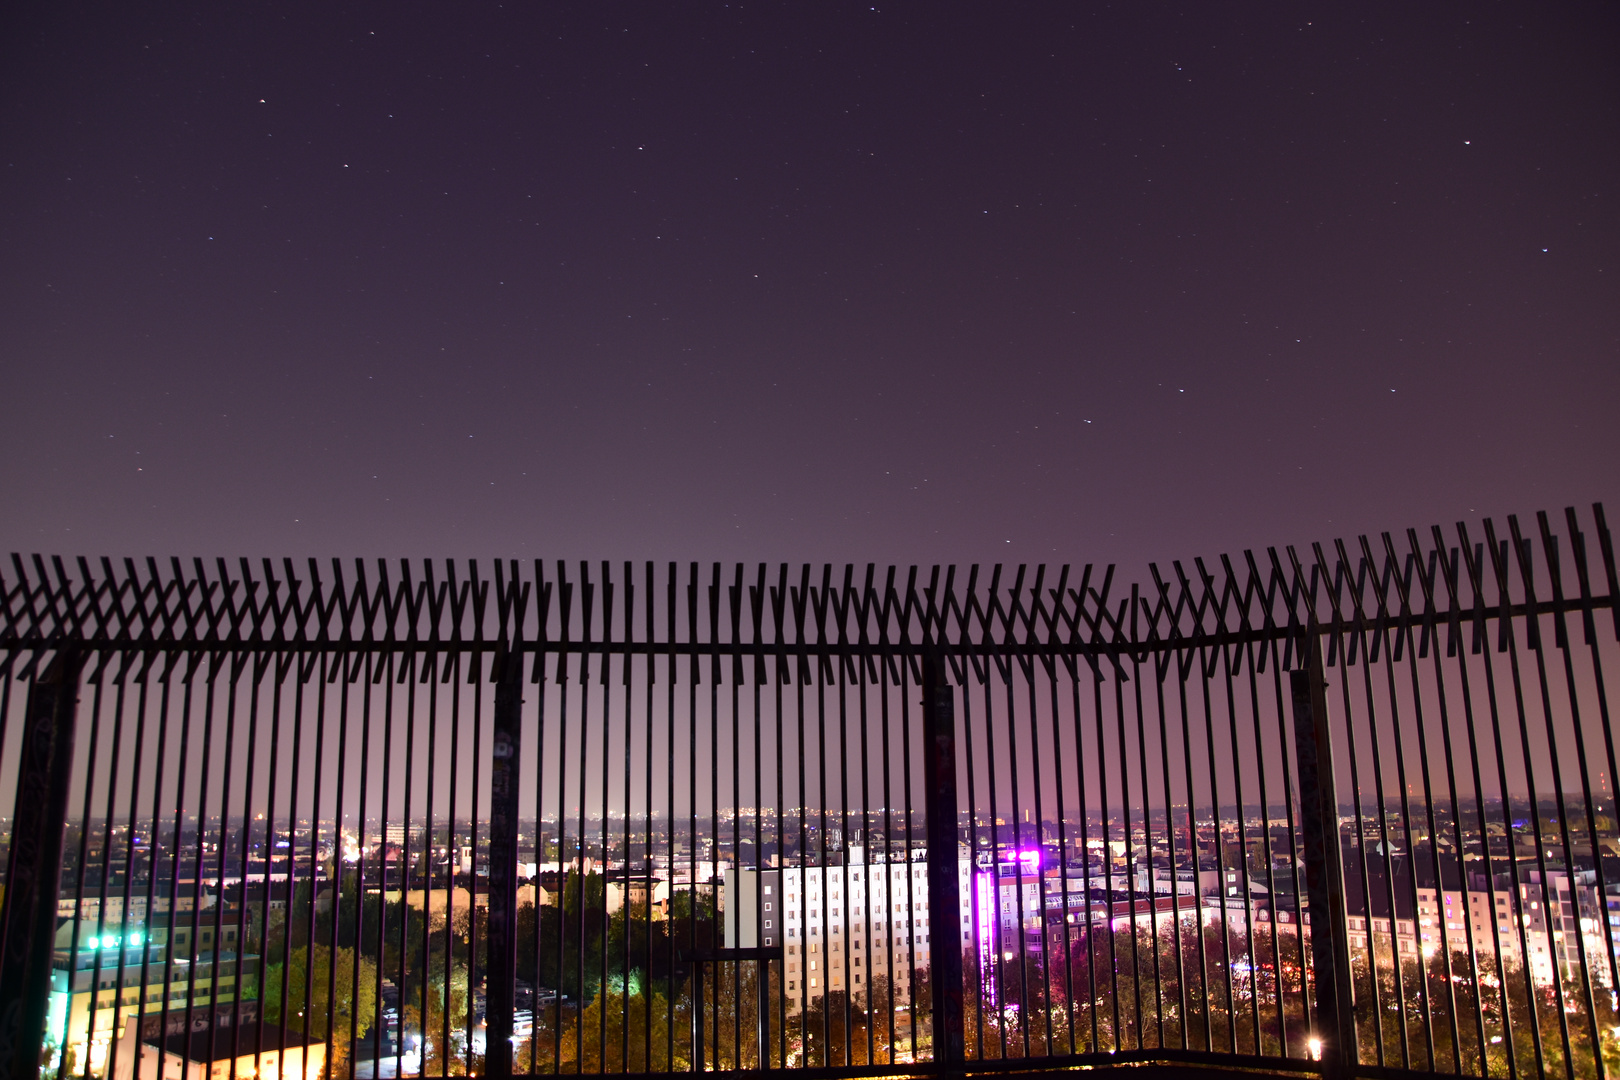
[2,505,1618,1080]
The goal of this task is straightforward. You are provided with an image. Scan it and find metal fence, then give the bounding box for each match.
[1,505,1617,1080]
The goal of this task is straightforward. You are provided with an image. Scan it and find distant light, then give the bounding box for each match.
[1308,1037,1322,1060]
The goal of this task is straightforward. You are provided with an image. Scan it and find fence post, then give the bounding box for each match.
[758,955,771,1072]
[1289,635,1357,1080]
[693,958,708,1076]
[0,646,84,1080]
[922,648,964,1076]
[485,643,524,1078]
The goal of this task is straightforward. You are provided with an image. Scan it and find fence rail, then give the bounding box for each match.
[1,505,1617,1080]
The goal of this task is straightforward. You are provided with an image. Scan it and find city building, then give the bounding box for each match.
[725,849,963,1005]
[1517,870,1611,988]
[1349,872,1614,991]
[48,909,258,1078]
[1344,914,1419,959]
[111,1020,325,1080]
[726,847,1311,1008]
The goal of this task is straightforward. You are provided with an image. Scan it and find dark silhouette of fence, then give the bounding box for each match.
[2,505,1617,1080]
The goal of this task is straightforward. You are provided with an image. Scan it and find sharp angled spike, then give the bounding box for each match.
[1590,503,1620,641]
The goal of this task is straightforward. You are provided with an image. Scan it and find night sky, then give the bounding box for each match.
[3,3,1616,572]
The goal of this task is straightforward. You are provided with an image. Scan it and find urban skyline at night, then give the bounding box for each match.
[4,4,1617,1078]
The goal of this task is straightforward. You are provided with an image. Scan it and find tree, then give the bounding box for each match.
[559,987,675,1072]
[261,944,378,1074]
[849,974,906,1064]
[562,868,605,918]
[403,960,474,1076]
[793,988,874,1067]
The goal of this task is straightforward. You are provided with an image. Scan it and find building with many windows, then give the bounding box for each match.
[725,848,969,1005]
[1349,872,1613,990]
[48,909,259,1078]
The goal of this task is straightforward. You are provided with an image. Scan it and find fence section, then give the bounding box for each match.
[0,505,1616,1080]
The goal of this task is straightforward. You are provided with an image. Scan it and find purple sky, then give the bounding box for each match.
[3,3,1616,574]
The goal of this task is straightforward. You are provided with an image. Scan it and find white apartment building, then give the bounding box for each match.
[1347,872,1614,990]
[1512,871,1612,987]
[725,851,973,1006]
[1345,914,1419,959]
[1416,886,1509,961]
[726,849,1142,1007]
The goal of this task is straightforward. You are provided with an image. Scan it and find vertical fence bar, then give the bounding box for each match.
[86,663,123,1080]
[1001,577,1031,1058]
[1290,635,1356,1080]
[1175,652,1210,1054]
[1156,646,1190,1054]
[876,580,897,1063]
[922,647,964,1076]
[0,647,83,1080]
[1134,623,1166,1055]
[691,958,705,1076]
[62,659,105,1080]
[486,642,524,1078]
[135,656,175,1076]
[1199,645,1235,1054]
[370,651,392,1078]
